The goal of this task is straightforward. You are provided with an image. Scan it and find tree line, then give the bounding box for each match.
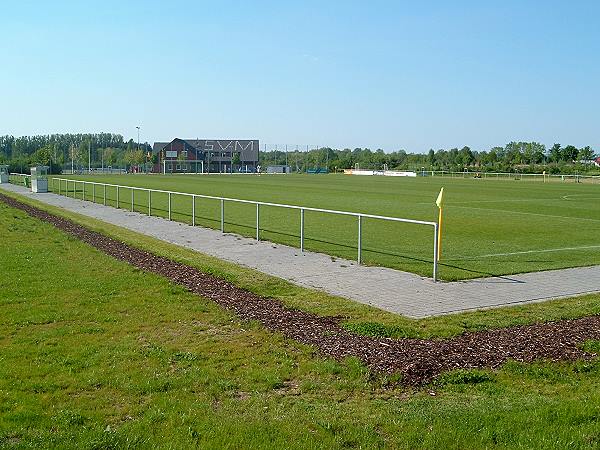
[0,133,152,173]
[261,141,598,174]
[0,134,596,175]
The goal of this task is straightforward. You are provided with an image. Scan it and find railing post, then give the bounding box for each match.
[168,192,172,220]
[93,183,95,202]
[148,190,152,216]
[116,185,120,208]
[433,223,439,282]
[58,179,61,195]
[131,188,134,212]
[300,208,304,252]
[256,203,260,240]
[82,181,85,201]
[220,198,224,232]
[103,184,106,205]
[357,215,362,264]
[192,195,195,226]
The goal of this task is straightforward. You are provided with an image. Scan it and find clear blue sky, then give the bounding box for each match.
[1,1,598,152]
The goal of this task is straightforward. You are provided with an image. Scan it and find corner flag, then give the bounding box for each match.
[435,188,444,261]
[435,187,444,209]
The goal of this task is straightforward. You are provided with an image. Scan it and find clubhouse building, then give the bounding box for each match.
[153,138,259,173]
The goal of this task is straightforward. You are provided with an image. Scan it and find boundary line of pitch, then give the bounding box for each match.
[452,245,600,260]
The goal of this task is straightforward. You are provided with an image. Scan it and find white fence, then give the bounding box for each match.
[421,170,600,182]
[49,177,440,281]
[8,173,31,186]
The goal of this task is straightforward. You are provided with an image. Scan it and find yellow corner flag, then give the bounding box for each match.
[435,188,444,261]
[435,187,444,208]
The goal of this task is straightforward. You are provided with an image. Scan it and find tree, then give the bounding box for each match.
[458,146,473,167]
[69,144,83,169]
[577,146,595,162]
[427,149,435,166]
[232,152,241,168]
[103,147,117,166]
[33,145,52,165]
[549,143,562,162]
[561,145,579,162]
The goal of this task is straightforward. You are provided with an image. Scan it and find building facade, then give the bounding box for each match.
[153,138,259,173]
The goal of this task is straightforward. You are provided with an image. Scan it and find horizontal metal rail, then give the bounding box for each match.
[50,178,436,226]
[9,173,32,177]
[49,177,440,280]
[427,170,600,180]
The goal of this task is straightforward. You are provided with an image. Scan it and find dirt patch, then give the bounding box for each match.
[2,192,600,385]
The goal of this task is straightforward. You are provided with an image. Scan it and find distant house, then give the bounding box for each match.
[577,156,600,167]
[153,138,259,173]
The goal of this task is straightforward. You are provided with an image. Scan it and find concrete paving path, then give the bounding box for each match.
[2,183,599,318]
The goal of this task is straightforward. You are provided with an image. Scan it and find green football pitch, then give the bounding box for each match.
[58,174,600,281]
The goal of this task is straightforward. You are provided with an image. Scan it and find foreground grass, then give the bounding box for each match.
[59,173,600,280]
[2,198,600,448]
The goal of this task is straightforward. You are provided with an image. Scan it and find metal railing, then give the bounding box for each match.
[8,173,32,186]
[49,177,440,280]
[422,170,600,182]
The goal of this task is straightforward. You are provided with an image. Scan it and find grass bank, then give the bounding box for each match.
[2,196,600,448]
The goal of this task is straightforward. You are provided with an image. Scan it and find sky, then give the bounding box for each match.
[1,0,598,153]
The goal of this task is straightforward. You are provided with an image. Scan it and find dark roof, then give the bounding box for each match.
[183,140,206,149]
[152,139,205,154]
[152,142,169,154]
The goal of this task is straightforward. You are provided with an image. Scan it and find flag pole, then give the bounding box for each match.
[435,187,444,262]
[437,206,442,261]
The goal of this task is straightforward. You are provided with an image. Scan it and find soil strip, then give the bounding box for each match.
[2,192,599,385]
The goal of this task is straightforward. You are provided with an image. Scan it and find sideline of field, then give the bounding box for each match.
[452,244,600,260]
[449,203,600,223]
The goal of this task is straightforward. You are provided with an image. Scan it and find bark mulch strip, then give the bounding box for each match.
[3,192,600,385]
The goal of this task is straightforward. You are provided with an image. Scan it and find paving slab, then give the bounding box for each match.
[2,183,599,318]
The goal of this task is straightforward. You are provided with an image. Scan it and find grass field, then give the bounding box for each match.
[59,173,600,281]
[3,198,600,448]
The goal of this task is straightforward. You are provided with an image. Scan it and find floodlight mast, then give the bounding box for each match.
[136,126,141,172]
